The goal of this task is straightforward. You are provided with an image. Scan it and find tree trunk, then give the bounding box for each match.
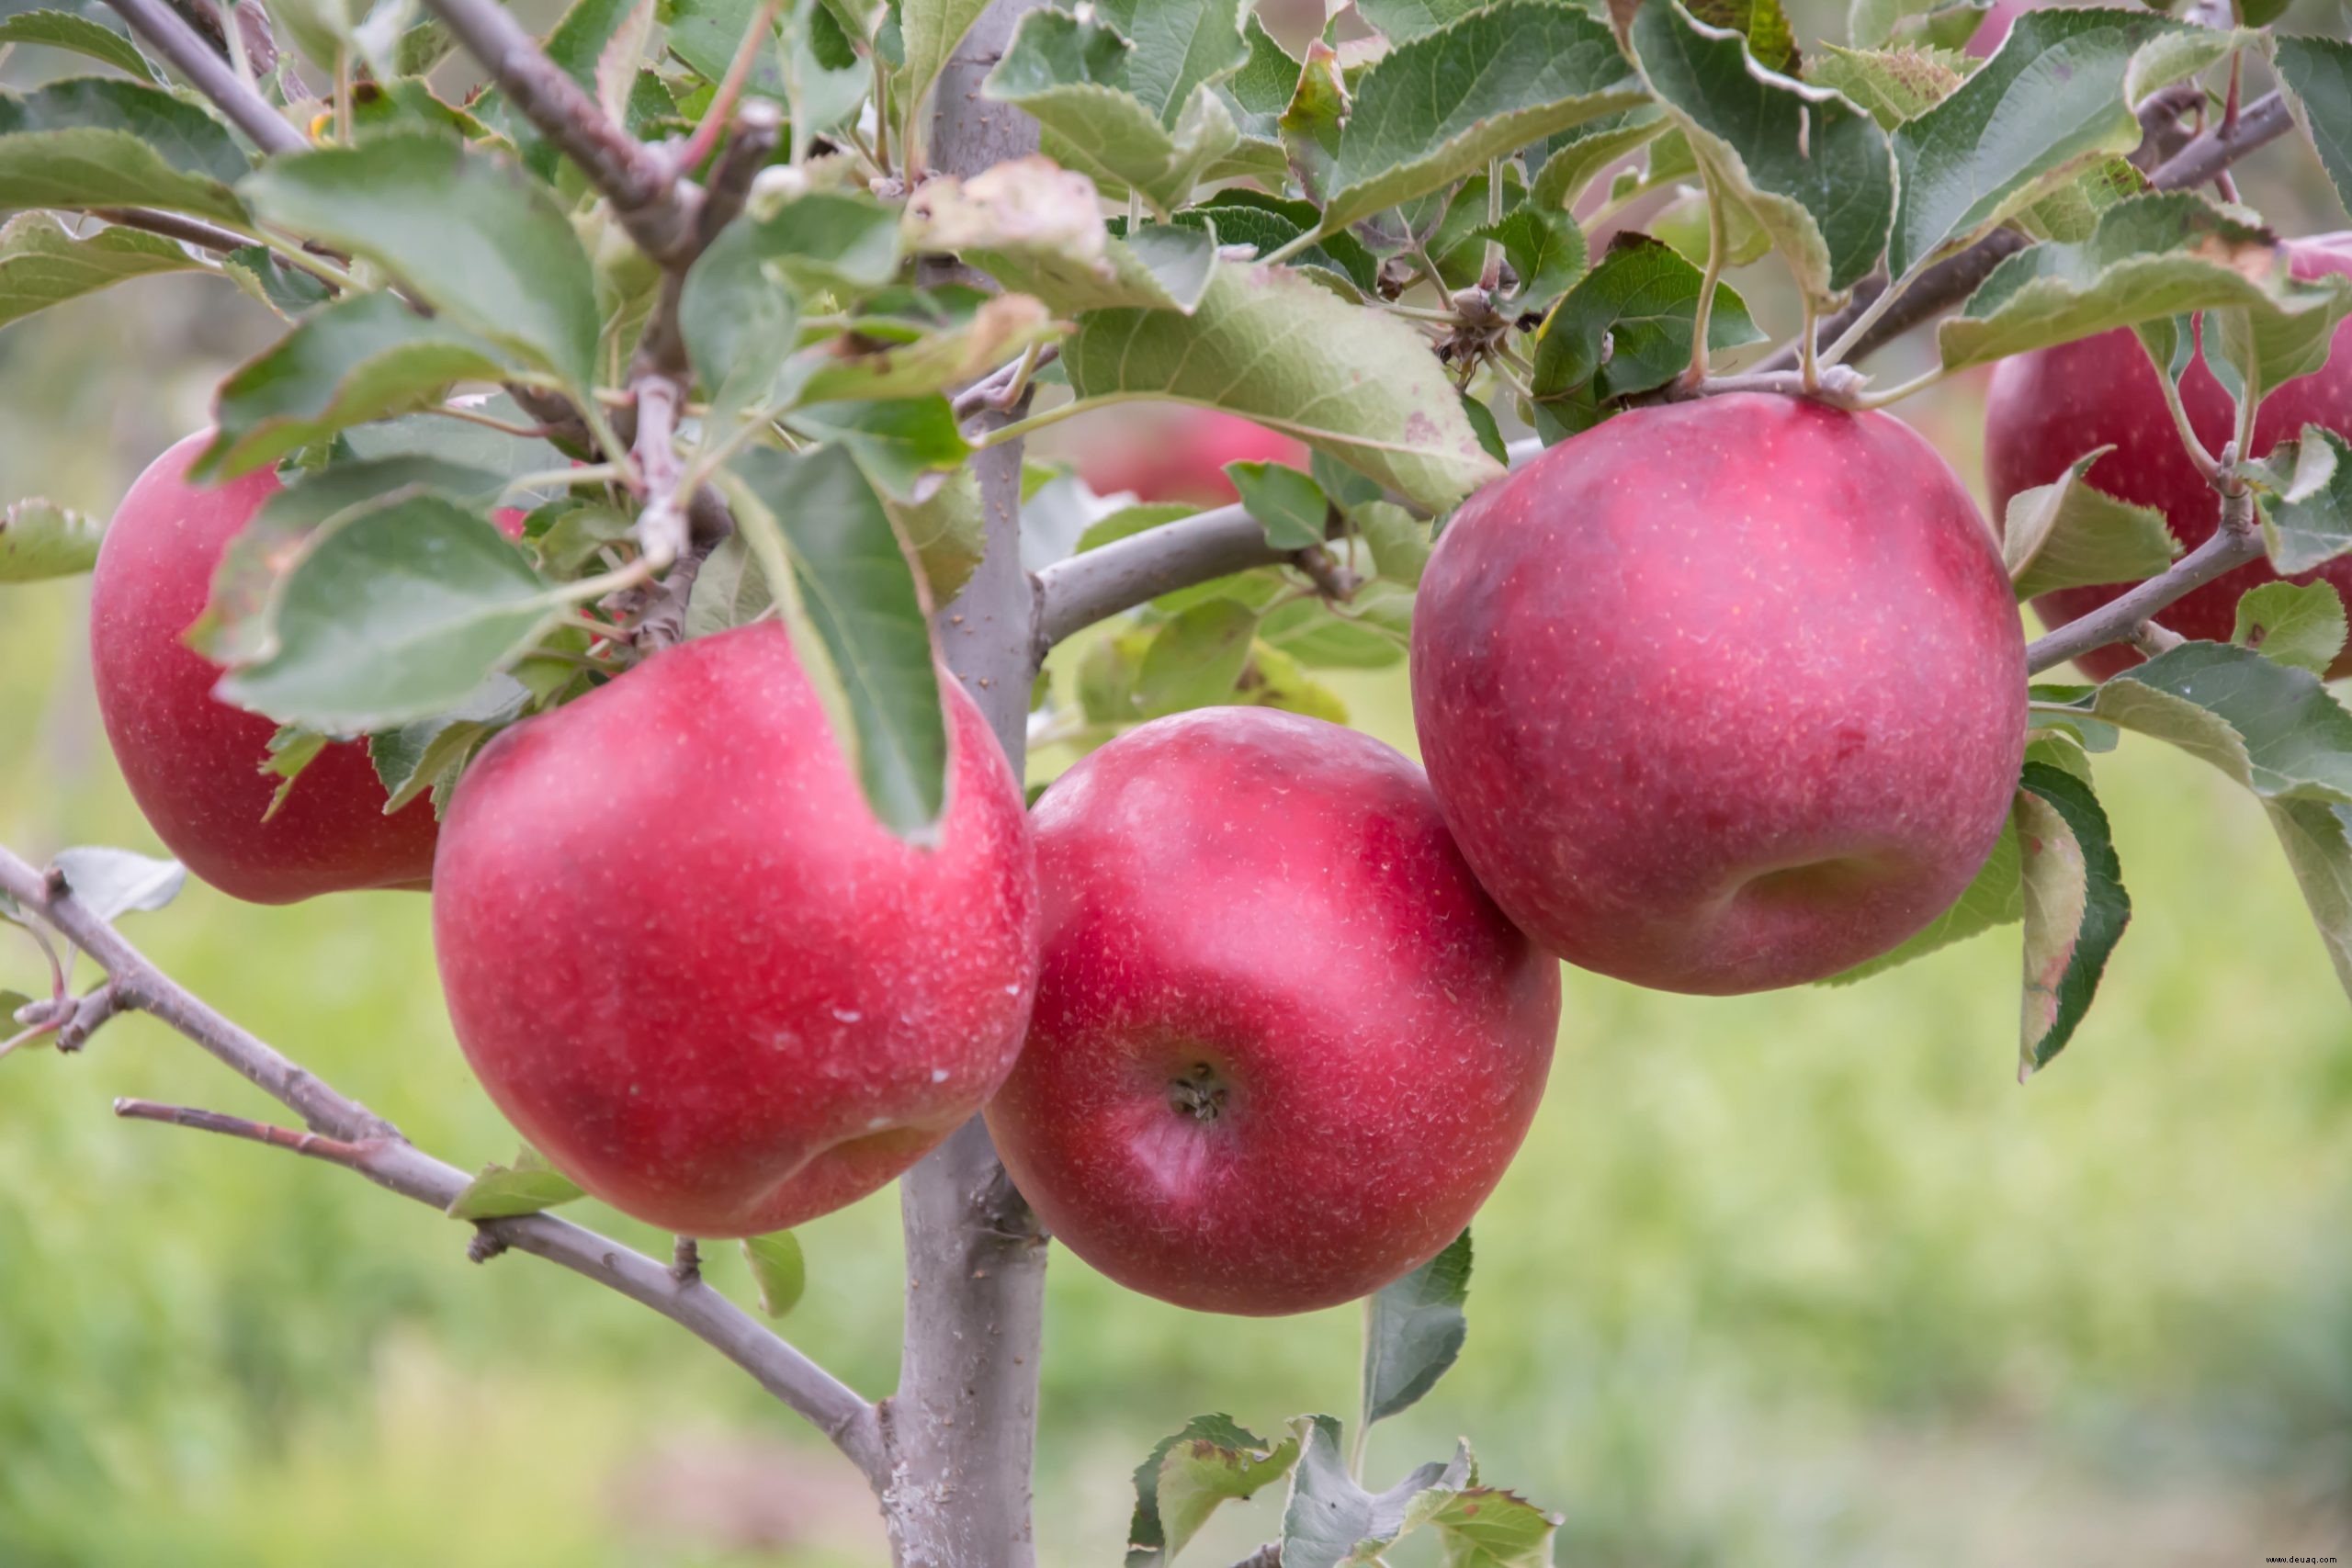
[885,2,1049,1561]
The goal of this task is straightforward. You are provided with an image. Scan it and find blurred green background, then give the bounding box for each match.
[8,15,2352,1565]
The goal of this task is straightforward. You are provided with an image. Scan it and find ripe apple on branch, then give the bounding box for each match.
[6,0,2352,1558]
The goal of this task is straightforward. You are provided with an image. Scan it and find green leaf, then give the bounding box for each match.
[1825,815,2024,985]
[1999,444,2178,600]
[679,219,800,424]
[1688,0,1798,71]
[730,190,904,296]
[260,724,329,819]
[899,0,992,146]
[1648,183,1771,271]
[1321,0,1642,232]
[2206,276,2352,424]
[786,397,972,503]
[1849,0,1991,50]
[370,674,532,812]
[243,135,602,390]
[1937,192,2329,372]
[1281,1417,1472,1568]
[1226,460,1326,549]
[908,155,1214,310]
[2233,581,2348,677]
[1804,42,1968,130]
[1474,204,1586,312]
[1530,108,1668,213]
[1095,0,1248,127]
[216,497,558,732]
[727,444,947,837]
[2039,639,2352,803]
[1064,263,1500,511]
[2250,424,2352,572]
[1261,585,1410,669]
[0,497,102,581]
[1138,597,1260,716]
[1358,501,1430,588]
[198,292,512,480]
[1278,37,1345,205]
[0,77,249,220]
[683,531,773,639]
[1888,8,2192,280]
[985,9,1238,217]
[1125,1414,1303,1568]
[1531,232,1766,409]
[2262,795,2352,1002]
[192,455,511,664]
[740,1231,807,1317]
[0,10,156,81]
[49,845,184,920]
[222,244,335,319]
[1354,0,1483,44]
[1362,1228,1471,1428]
[446,1145,585,1221]
[1424,1486,1560,1568]
[1177,197,1374,293]
[2015,761,2129,1077]
[2274,34,2352,218]
[1632,0,1894,299]
[793,291,1058,404]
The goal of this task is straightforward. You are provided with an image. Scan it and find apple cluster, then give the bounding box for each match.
[85,309,2348,1310]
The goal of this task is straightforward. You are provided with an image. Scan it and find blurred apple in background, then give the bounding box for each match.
[1046,405,1310,506]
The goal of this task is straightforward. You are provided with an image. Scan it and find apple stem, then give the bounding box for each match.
[671,1236,703,1284]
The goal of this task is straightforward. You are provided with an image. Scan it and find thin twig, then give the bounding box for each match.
[116,1098,383,1168]
[99,0,302,154]
[670,0,782,176]
[1765,90,2293,373]
[0,843,888,1483]
[2024,490,2265,675]
[417,0,699,263]
[90,207,251,254]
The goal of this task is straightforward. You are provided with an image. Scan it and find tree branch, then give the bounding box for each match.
[415,0,699,264]
[1767,89,2295,373]
[91,207,250,254]
[0,843,888,1485]
[99,0,303,155]
[2024,487,2265,675]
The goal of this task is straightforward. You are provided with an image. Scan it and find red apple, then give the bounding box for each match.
[984,707,1558,1315]
[1071,407,1310,505]
[1984,234,2352,681]
[1411,393,2026,995]
[90,432,443,903]
[431,622,1039,1237]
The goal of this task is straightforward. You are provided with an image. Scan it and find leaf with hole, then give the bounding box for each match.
[1125,1414,1302,1568]
[1530,233,1766,412]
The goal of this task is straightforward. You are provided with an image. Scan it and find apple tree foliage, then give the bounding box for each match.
[8,0,2352,1551]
